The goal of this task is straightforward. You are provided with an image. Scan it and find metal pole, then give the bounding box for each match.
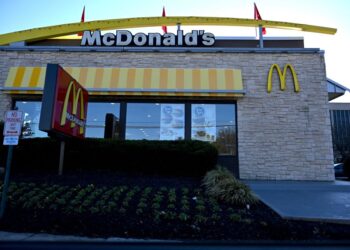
[177,23,181,31]
[259,25,264,48]
[58,140,65,175]
[0,145,14,219]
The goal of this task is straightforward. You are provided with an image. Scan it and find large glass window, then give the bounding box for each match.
[126,103,185,140]
[15,101,47,138]
[86,102,120,138]
[191,104,236,155]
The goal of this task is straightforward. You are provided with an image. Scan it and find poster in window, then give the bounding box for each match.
[160,104,184,140]
[192,104,216,142]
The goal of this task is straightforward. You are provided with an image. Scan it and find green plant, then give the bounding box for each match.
[136,208,144,215]
[178,212,189,221]
[229,213,241,222]
[211,213,221,221]
[163,211,176,220]
[194,215,208,224]
[181,188,189,195]
[152,203,161,209]
[167,203,176,210]
[202,166,258,206]
[195,204,206,212]
[168,188,177,203]
[119,207,127,214]
[181,204,189,212]
[137,201,147,209]
[89,207,100,214]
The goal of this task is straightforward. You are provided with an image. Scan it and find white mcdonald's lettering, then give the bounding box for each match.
[267,64,300,93]
[60,81,86,134]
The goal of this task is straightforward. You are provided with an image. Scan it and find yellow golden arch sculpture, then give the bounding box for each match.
[0,16,337,46]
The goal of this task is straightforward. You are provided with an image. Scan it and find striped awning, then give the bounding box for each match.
[2,66,244,97]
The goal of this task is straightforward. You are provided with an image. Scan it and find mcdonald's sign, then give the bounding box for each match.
[267,64,300,93]
[39,64,88,138]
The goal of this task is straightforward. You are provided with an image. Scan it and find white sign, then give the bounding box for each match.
[160,104,184,140]
[191,104,216,142]
[3,110,23,136]
[3,136,19,145]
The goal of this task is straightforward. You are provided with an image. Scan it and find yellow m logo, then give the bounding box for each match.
[60,80,85,134]
[267,64,300,93]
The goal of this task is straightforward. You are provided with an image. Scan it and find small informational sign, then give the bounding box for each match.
[3,136,19,145]
[3,110,23,136]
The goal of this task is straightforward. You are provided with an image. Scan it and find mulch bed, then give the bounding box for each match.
[1,171,350,240]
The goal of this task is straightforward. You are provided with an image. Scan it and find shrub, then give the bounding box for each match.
[5,138,217,176]
[202,166,257,206]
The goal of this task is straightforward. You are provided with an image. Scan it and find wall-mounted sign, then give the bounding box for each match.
[267,64,300,93]
[39,64,88,138]
[81,30,215,47]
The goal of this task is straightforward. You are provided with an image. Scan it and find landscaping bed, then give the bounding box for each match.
[1,172,350,240]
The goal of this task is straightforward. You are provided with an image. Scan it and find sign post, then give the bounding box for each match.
[0,110,23,219]
[39,64,88,175]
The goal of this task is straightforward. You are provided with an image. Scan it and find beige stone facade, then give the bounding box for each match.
[0,50,335,180]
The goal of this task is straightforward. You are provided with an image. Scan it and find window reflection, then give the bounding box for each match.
[15,101,47,138]
[86,103,120,138]
[126,103,185,140]
[191,104,236,156]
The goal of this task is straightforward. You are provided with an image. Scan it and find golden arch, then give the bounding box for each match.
[60,80,85,134]
[0,16,337,46]
[267,64,300,93]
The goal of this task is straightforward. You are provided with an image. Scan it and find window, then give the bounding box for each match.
[14,100,236,155]
[191,104,236,155]
[86,103,120,138]
[126,103,185,140]
[15,101,47,138]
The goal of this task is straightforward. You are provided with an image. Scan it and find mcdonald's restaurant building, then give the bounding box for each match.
[0,29,335,181]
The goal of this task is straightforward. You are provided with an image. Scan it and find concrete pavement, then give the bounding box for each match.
[246,180,350,223]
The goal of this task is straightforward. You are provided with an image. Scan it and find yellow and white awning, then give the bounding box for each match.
[2,66,244,97]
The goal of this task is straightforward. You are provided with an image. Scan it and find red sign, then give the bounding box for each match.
[39,64,88,138]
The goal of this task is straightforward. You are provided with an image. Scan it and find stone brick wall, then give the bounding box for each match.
[0,50,334,180]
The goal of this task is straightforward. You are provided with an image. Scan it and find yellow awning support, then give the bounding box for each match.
[3,66,244,97]
[0,16,337,45]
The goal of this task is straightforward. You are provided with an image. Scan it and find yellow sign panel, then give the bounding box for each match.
[60,80,86,134]
[267,64,300,93]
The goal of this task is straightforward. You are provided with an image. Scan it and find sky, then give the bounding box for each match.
[0,0,350,89]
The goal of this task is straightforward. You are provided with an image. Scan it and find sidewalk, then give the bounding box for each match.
[0,231,176,243]
[245,180,350,223]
